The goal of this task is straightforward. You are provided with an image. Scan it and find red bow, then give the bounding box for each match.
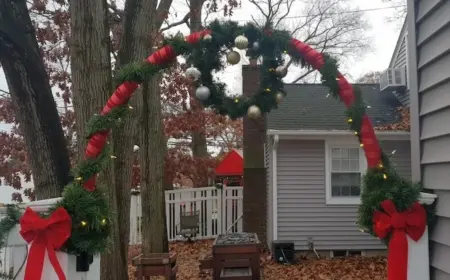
[20,207,72,280]
[373,200,426,280]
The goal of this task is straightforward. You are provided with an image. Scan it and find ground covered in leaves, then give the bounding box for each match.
[128,240,387,280]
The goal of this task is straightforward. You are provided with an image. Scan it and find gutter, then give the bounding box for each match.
[267,129,410,136]
[272,135,279,241]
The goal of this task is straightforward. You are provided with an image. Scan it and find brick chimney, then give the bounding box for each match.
[242,61,267,246]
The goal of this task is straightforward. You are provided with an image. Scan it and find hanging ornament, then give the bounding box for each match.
[247,105,261,119]
[276,92,284,103]
[234,34,249,50]
[252,41,260,51]
[196,85,211,100]
[275,66,288,78]
[185,65,201,81]
[203,34,212,41]
[227,51,241,65]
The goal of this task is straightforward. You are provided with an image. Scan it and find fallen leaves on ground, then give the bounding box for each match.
[128,240,387,280]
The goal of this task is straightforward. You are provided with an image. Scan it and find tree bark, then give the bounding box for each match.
[189,0,209,188]
[0,0,71,200]
[118,0,171,255]
[68,1,129,280]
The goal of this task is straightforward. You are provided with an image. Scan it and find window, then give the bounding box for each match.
[326,143,367,205]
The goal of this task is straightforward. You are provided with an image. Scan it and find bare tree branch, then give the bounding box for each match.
[0,88,10,95]
[248,0,370,83]
[290,69,315,83]
[160,12,190,32]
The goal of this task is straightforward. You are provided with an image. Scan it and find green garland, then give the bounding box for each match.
[4,20,434,257]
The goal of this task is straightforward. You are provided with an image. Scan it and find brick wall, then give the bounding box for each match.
[242,63,268,246]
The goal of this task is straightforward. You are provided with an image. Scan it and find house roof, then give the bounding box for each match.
[267,83,402,130]
[215,149,243,176]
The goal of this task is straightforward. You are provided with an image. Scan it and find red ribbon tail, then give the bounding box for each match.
[388,231,408,280]
[24,239,46,280]
[47,244,66,280]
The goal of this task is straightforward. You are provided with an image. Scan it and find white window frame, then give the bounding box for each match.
[325,140,367,205]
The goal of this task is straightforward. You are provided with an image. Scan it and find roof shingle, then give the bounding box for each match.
[267,84,402,130]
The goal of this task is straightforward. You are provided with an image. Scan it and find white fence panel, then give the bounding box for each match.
[129,186,243,244]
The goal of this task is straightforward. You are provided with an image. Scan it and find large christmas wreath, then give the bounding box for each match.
[0,20,434,280]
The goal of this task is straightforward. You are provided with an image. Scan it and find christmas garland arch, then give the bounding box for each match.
[1,20,434,280]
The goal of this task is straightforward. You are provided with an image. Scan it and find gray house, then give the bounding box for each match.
[407,0,450,278]
[260,83,410,257]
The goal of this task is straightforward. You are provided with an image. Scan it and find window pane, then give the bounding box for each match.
[331,159,341,172]
[341,186,350,196]
[340,160,350,171]
[340,148,349,159]
[349,148,359,159]
[331,173,361,197]
[331,148,341,159]
[332,186,341,196]
[351,186,360,196]
[350,159,359,172]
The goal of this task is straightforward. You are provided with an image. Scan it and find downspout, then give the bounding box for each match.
[272,134,279,240]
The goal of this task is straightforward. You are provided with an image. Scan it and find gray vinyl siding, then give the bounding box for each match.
[409,0,450,277]
[276,139,411,250]
[265,135,273,249]
[390,23,410,106]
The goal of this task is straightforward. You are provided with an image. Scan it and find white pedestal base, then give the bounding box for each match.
[407,226,430,280]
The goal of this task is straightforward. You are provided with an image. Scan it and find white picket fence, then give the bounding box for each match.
[129,186,244,244]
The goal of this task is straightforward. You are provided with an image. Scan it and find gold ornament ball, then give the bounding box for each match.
[227,51,241,65]
[234,34,249,50]
[276,93,284,103]
[247,105,261,119]
[275,66,288,78]
[203,34,212,41]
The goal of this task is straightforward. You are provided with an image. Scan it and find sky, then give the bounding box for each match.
[0,0,404,203]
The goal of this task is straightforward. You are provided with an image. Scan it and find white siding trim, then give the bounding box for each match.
[324,138,368,205]
[272,135,279,241]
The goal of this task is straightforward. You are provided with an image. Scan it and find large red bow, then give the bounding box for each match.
[20,207,72,280]
[373,200,426,280]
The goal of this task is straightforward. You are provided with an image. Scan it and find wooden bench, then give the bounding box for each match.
[132,253,177,280]
[220,267,252,280]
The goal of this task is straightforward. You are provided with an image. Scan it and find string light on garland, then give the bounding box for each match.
[226,51,241,65]
[101,219,107,225]
[80,221,87,227]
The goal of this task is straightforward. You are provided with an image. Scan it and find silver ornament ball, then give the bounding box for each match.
[252,41,260,51]
[185,65,201,80]
[247,105,261,119]
[234,34,249,50]
[276,66,288,78]
[195,85,211,100]
[227,51,241,65]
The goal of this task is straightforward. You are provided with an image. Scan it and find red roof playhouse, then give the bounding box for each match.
[215,149,243,186]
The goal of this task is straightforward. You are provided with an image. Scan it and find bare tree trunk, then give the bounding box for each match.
[0,0,71,200]
[118,0,170,255]
[189,0,209,188]
[69,1,129,280]
[140,75,168,254]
